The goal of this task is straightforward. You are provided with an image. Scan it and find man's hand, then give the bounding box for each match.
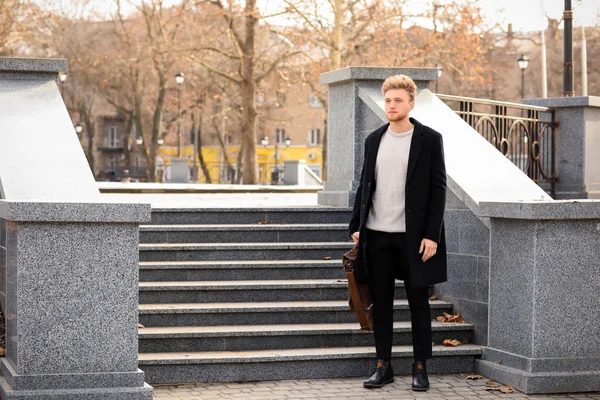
[419,238,438,262]
[352,232,360,245]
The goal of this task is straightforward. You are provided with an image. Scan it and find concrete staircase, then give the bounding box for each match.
[137,208,482,384]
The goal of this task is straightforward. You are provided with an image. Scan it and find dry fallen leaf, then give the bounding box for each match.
[437,312,465,323]
[429,295,437,300]
[336,279,348,283]
[138,323,145,329]
[464,374,483,380]
[486,385,515,393]
[323,256,332,260]
[257,221,269,225]
[0,348,5,356]
[486,379,496,387]
[442,339,462,347]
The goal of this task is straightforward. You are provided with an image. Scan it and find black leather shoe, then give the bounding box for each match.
[363,359,394,388]
[412,361,430,391]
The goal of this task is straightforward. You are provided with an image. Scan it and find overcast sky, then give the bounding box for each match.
[41,0,600,32]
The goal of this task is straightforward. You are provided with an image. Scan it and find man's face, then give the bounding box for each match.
[384,88,414,122]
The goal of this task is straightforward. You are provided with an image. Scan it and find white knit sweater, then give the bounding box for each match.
[366,127,414,233]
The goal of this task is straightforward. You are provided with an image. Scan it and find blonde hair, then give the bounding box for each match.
[381,74,417,102]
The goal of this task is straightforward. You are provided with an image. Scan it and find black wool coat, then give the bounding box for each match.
[348,117,448,288]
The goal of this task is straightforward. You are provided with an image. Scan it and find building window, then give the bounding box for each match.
[108,157,116,171]
[308,94,322,108]
[134,156,141,168]
[308,129,321,146]
[256,92,265,104]
[225,134,233,144]
[276,91,286,107]
[276,128,285,144]
[109,126,118,148]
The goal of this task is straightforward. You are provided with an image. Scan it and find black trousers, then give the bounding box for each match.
[366,229,433,362]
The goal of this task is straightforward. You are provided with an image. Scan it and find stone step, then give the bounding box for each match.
[138,299,451,327]
[138,279,406,304]
[138,242,354,262]
[139,223,350,244]
[139,260,342,282]
[150,208,352,225]
[138,345,483,384]
[138,321,474,353]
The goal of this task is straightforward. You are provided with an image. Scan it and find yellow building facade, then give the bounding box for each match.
[157,143,323,184]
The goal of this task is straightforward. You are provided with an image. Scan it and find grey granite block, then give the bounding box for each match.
[0,201,151,223]
[445,253,478,299]
[138,281,407,304]
[479,200,600,220]
[458,210,490,257]
[487,219,535,356]
[475,256,489,303]
[442,297,488,346]
[446,190,468,210]
[525,96,600,108]
[8,222,140,374]
[2,360,145,390]
[0,377,153,400]
[139,226,348,244]
[139,261,342,282]
[138,243,353,262]
[444,210,461,253]
[321,66,438,86]
[476,359,600,394]
[138,326,472,353]
[482,347,600,373]
[531,220,600,359]
[150,208,352,225]
[138,302,455,328]
[0,57,67,73]
[140,347,479,384]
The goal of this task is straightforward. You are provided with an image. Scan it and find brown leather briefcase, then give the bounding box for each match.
[342,245,374,331]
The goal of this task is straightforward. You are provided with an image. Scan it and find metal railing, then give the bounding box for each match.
[438,94,557,193]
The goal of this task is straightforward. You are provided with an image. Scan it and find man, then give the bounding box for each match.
[349,74,447,391]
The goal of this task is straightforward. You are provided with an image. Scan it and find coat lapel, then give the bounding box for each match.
[406,118,424,183]
[368,123,389,181]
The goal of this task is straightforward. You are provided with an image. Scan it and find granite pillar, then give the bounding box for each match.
[317,67,438,207]
[0,201,153,399]
[475,201,600,394]
[525,96,600,199]
[0,57,153,398]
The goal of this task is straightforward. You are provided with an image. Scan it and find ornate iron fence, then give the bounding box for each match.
[438,94,557,194]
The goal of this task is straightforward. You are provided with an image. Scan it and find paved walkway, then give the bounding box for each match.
[152,374,600,399]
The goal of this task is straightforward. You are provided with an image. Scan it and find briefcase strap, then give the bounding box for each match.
[345,270,371,330]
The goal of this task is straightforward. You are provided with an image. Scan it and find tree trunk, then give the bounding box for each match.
[149,76,167,182]
[192,108,211,183]
[235,141,244,184]
[241,0,258,184]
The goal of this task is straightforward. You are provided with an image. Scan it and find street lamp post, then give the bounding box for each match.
[59,72,67,96]
[563,0,574,96]
[261,135,292,185]
[517,54,529,100]
[435,64,443,93]
[175,72,184,158]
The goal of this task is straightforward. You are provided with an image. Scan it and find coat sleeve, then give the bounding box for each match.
[424,132,447,243]
[349,139,369,237]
